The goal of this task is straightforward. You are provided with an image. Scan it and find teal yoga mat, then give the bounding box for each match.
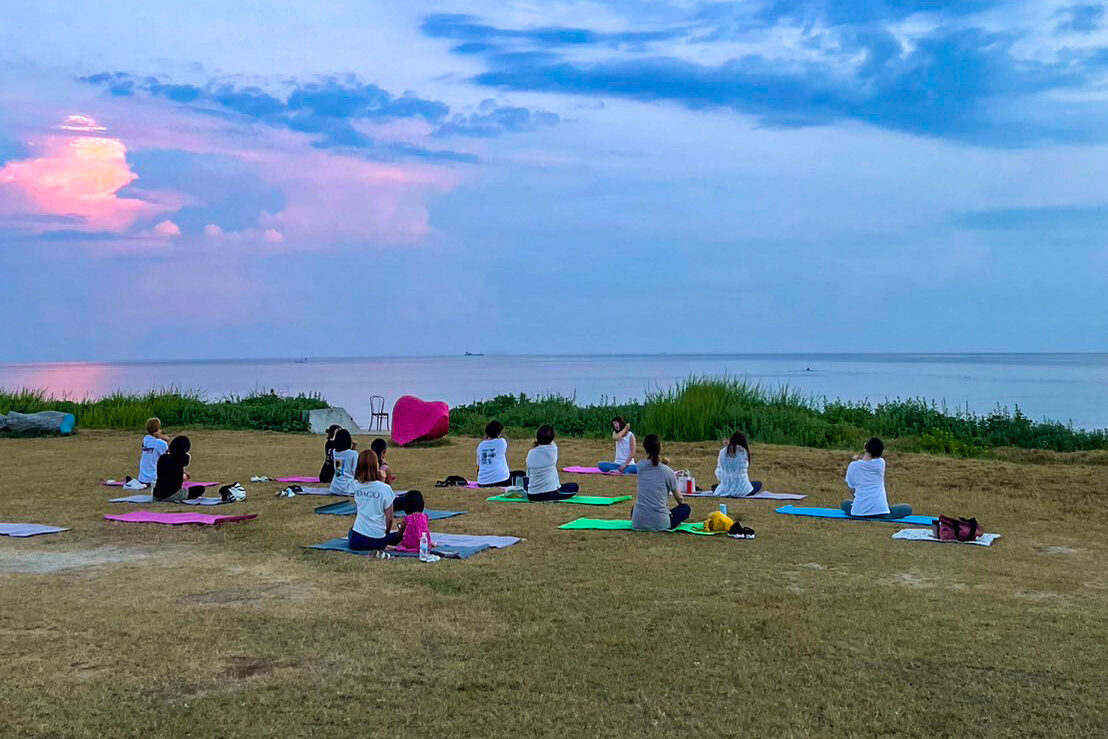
[313,501,466,519]
[557,517,722,536]
[775,505,935,525]
[486,494,632,506]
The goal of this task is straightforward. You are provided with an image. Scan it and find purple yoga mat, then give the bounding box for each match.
[104,511,257,525]
[562,466,630,476]
[277,476,320,483]
[102,479,218,488]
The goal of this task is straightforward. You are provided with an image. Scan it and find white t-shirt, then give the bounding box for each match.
[844,458,890,516]
[714,447,754,497]
[330,449,360,495]
[614,431,635,465]
[526,443,560,494]
[476,438,510,485]
[138,435,169,484]
[351,481,395,538]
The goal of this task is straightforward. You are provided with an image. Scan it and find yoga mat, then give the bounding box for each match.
[103,511,257,526]
[562,466,633,476]
[775,505,936,525]
[558,518,721,536]
[312,501,466,520]
[892,528,1000,546]
[307,538,490,559]
[292,486,349,496]
[102,479,216,488]
[430,533,521,549]
[486,494,632,506]
[684,490,807,500]
[109,494,229,506]
[0,523,70,538]
[277,476,320,483]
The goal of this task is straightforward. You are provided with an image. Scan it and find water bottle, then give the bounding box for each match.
[720,503,728,517]
[419,531,430,561]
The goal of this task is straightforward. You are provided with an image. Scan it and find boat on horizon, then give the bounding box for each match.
[464,351,484,357]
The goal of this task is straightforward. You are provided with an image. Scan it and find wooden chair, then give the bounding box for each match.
[369,395,389,431]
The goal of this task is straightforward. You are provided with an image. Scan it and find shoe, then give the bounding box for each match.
[249,475,273,483]
[728,526,756,540]
[122,479,147,491]
[373,550,392,559]
[221,482,247,502]
[274,486,297,498]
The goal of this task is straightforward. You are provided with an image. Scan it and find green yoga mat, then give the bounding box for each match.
[558,517,722,535]
[487,494,632,506]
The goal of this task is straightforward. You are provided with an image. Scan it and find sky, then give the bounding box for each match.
[1,0,1107,362]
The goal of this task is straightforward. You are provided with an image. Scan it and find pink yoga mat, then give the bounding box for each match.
[102,479,217,488]
[562,466,631,476]
[104,511,257,525]
[277,476,320,483]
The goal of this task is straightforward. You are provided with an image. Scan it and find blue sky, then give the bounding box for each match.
[1,0,1106,361]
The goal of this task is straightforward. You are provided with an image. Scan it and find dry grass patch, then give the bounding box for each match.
[0,430,1106,737]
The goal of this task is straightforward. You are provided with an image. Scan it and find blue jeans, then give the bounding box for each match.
[348,528,401,551]
[840,501,913,519]
[598,462,637,474]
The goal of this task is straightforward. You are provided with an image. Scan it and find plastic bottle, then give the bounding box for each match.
[419,531,430,561]
[720,503,728,517]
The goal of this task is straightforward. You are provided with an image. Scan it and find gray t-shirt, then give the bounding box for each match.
[632,459,678,530]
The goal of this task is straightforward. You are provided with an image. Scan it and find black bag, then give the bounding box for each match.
[435,475,469,487]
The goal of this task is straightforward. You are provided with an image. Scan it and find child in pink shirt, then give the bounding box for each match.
[396,490,433,552]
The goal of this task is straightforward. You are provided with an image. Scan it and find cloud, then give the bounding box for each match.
[432,11,1101,147]
[152,219,180,237]
[0,114,176,232]
[81,72,559,156]
[420,13,683,50]
[1054,3,1105,34]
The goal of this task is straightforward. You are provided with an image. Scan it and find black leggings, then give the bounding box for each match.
[526,483,579,502]
[481,470,527,487]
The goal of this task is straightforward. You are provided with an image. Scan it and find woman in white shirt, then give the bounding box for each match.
[329,429,359,495]
[525,425,580,501]
[476,420,517,486]
[597,417,637,474]
[842,437,913,519]
[713,431,763,497]
[348,450,400,551]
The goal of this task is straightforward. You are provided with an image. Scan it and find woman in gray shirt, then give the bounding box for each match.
[631,435,691,530]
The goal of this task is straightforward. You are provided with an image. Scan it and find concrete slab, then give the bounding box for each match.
[302,407,366,434]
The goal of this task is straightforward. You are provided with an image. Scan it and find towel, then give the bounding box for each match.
[103,511,257,525]
[429,533,521,549]
[0,523,70,537]
[775,505,935,525]
[557,518,722,536]
[109,494,228,506]
[684,490,807,500]
[892,528,1000,546]
[562,466,631,476]
[486,494,632,506]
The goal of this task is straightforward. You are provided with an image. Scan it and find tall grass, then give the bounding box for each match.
[0,387,328,433]
[450,376,1108,454]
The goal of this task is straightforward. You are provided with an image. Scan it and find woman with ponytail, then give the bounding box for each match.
[713,431,763,497]
[348,450,401,552]
[631,434,690,531]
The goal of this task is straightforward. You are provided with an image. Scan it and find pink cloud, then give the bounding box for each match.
[153,219,181,237]
[0,114,177,233]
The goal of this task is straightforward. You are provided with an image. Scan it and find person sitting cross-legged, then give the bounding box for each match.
[841,437,912,520]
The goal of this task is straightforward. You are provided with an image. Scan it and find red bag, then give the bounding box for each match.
[934,515,984,542]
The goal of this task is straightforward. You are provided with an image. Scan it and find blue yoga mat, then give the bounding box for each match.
[775,505,935,525]
[306,537,489,559]
[312,501,466,519]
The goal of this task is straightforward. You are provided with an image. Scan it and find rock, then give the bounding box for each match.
[302,407,365,434]
[391,396,450,446]
[0,410,76,435]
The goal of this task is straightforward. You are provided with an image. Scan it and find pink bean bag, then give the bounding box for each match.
[391,395,450,446]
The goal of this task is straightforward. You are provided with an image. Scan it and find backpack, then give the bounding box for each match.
[435,475,469,488]
[934,515,984,542]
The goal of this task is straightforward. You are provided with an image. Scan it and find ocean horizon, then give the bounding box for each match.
[2,352,1106,431]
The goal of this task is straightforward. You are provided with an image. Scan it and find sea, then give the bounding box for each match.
[1,353,1106,431]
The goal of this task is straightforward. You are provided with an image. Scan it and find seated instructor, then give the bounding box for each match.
[631,434,691,530]
[842,437,912,519]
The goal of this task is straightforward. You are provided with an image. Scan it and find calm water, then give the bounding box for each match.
[1,353,1106,430]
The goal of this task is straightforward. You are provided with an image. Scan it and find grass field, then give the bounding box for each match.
[1,431,1106,738]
